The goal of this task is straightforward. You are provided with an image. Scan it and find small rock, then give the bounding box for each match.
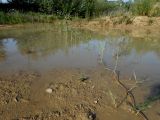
[88,111,96,120]
[13,98,18,102]
[94,100,98,104]
[46,88,53,94]
[15,93,23,102]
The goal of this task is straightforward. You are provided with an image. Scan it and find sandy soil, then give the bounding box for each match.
[70,16,160,37]
[0,67,159,120]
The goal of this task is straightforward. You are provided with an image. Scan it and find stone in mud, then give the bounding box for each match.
[88,111,96,120]
[13,98,18,102]
[15,94,23,102]
[46,88,53,94]
[94,100,98,104]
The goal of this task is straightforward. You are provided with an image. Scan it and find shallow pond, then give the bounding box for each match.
[0,23,160,87]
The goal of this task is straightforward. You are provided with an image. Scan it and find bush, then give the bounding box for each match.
[131,0,152,16]
[149,2,160,16]
[0,11,57,24]
[131,0,159,16]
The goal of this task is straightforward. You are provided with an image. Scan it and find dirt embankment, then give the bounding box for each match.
[71,16,160,36]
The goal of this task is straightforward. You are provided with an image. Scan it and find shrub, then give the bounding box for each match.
[149,2,160,16]
[0,11,57,24]
[131,0,152,16]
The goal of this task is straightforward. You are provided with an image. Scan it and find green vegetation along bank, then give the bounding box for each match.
[0,0,160,24]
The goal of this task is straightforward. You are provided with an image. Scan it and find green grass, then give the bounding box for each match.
[136,95,160,111]
[131,0,160,16]
[0,11,57,24]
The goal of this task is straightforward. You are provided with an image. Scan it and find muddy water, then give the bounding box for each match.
[0,23,160,119]
[0,24,160,85]
[0,24,105,71]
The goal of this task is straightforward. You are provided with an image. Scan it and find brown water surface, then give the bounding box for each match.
[0,23,160,120]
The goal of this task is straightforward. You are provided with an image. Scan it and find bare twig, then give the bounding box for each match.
[100,48,149,120]
[113,68,149,120]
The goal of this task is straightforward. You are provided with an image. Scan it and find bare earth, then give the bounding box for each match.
[70,16,160,37]
[0,67,159,120]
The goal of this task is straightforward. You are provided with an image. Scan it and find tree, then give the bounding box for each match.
[36,0,53,14]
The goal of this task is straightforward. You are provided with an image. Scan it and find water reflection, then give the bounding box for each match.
[0,23,160,85]
[103,35,160,84]
[0,24,105,71]
[0,40,5,61]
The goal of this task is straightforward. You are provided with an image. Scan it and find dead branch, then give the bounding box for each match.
[101,48,149,120]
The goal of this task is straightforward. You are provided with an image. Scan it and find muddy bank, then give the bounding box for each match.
[70,16,160,37]
[0,24,24,29]
[0,68,159,120]
[1,16,160,39]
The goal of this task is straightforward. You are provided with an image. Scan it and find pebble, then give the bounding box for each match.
[13,98,18,102]
[88,111,96,120]
[94,100,98,104]
[46,88,53,94]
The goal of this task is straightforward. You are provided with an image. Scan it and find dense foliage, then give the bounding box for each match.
[131,0,160,16]
[0,0,159,24]
[0,0,159,17]
[2,0,101,18]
